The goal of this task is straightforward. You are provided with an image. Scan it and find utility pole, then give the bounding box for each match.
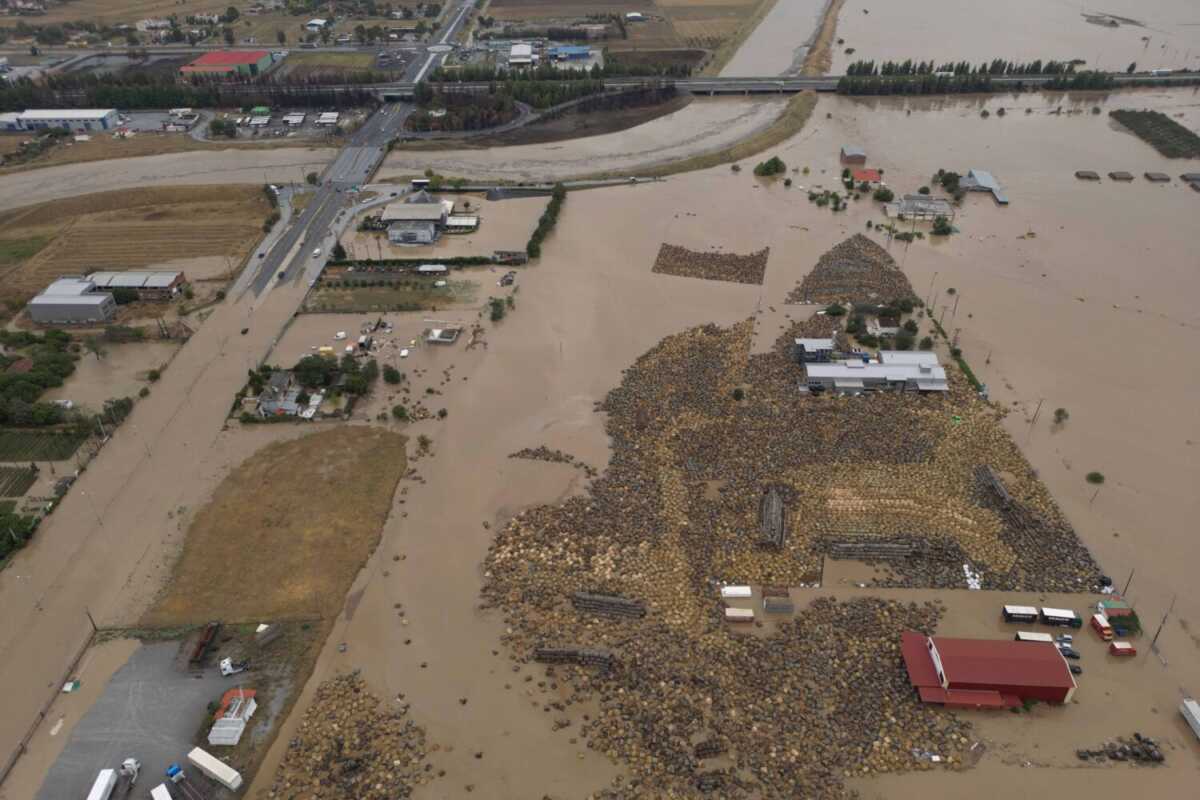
[1151,594,1176,652]
[1030,398,1044,426]
[1122,568,1134,596]
[952,292,960,319]
[926,270,938,309]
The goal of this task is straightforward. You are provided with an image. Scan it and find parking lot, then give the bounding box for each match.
[202,108,362,142]
[34,642,229,800]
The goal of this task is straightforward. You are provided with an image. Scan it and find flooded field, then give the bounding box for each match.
[43,342,180,413]
[376,97,787,182]
[831,0,1200,74]
[344,195,547,259]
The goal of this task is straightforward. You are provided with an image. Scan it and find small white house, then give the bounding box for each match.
[305,18,329,31]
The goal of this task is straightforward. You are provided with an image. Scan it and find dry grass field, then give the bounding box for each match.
[0,0,255,28]
[489,0,654,20]
[142,427,408,626]
[276,51,384,81]
[0,134,322,177]
[0,185,271,311]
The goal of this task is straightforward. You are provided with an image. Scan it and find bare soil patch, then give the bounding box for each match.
[652,242,769,284]
[142,426,407,626]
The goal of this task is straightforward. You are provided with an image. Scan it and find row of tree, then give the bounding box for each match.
[835,71,1115,95]
[0,73,379,112]
[427,56,693,83]
[845,58,1080,77]
[527,184,567,259]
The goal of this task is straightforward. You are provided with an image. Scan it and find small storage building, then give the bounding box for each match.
[180,50,275,78]
[509,43,534,67]
[840,145,866,165]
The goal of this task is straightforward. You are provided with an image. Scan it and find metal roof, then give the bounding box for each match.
[187,50,270,66]
[19,109,115,121]
[446,215,478,227]
[794,337,834,350]
[806,361,948,385]
[879,351,940,366]
[29,295,111,306]
[931,635,1075,690]
[382,203,445,222]
[841,145,866,157]
[42,277,95,296]
[1040,607,1077,618]
[109,273,150,288]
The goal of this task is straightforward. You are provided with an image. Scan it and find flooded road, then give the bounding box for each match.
[832,0,1200,74]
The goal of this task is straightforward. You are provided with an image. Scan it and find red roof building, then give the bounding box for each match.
[181,50,274,78]
[852,168,882,184]
[901,631,1076,708]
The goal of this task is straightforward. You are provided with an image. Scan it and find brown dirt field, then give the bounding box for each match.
[0,185,271,311]
[802,0,846,75]
[142,426,407,626]
[490,0,652,18]
[0,0,253,28]
[0,133,323,177]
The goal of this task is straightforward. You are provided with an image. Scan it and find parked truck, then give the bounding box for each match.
[84,758,140,800]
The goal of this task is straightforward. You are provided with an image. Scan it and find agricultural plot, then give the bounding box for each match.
[489,0,654,20]
[276,51,386,81]
[1109,109,1200,159]
[0,0,245,28]
[0,186,270,311]
[0,467,38,497]
[0,431,88,462]
[305,278,478,313]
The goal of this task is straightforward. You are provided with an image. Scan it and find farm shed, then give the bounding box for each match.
[839,145,866,165]
[901,631,1076,707]
[180,50,275,78]
[960,168,1008,204]
[17,109,118,132]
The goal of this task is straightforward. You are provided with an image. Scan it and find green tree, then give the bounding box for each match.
[83,335,105,360]
[1086,471,1105,485]
[919,336,934,350]
[489,297,506,322]
[276,29,286,45]
[824,303,846,317]
[305,171,319,185]
[872,187,894,202]
[331,241,347,260]
[753,156,786,177]
[383,364,402,384]
[111,287,139,305]
[222,26,234,45]
[392,404,409,420]
[902,319,919,334]
[293,354,337,388]
[1053,408,1070,426]
[224,6,240,22]
[931,216,954,236]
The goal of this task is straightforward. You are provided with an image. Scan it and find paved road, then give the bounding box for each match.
[245,102,411,295]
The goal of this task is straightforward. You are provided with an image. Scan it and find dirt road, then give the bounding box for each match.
[0,148,337,212]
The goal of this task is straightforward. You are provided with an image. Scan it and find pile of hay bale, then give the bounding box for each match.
[652,244,770,285]
[787,234,915,304]
[481,316,1101,797]
[268,672,435,799]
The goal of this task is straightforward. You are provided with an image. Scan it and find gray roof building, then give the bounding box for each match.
[387,220,438,244]
[28,292,116,324]
[805,355,948,394]
[42,277,96,296]
[960,169,1008,204]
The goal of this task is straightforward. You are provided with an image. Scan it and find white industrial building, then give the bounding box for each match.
[793,337,835,363]
[12,109,119,132]
[387,221,438,244]
[804,350,948,394]
[509,43,534,67]
[27,277,116,324]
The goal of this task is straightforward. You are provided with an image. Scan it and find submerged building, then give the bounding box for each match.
[804,351,948,394]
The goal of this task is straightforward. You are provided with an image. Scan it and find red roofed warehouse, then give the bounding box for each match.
[181,50,275,78]
[901,631,1076,708]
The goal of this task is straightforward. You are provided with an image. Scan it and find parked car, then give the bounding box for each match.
[1059,647,1081,660]
[1070,664,1083,675]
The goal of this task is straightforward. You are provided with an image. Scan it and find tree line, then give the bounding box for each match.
[845,58,1081,77]
[0,72,380,112]
[527,184,566,259]
[836,70,1115,96]
[428,56,692,83]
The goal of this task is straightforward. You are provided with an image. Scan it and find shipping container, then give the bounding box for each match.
[1002,604,1038,623]
[1014,631,1054,643]
[1109,641,1136,657]
[724,607,754,623]
[150,785,173,800]
[1040,607,1082,628]
[187,747,243,790]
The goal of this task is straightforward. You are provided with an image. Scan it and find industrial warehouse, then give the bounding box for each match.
[803,350,949,394]
[0,108,119,132]
[25,271,185,323]
[179,50,278,78]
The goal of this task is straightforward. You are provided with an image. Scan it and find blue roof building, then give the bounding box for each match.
[547,45,592,60]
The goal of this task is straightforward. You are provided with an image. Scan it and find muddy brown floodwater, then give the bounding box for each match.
[720,0,829,76]
[832,0,1200,74]
[253,87,1199,798]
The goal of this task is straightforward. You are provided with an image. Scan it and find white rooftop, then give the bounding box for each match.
[795,337,835,351]
[29,294,110,306]
[879,351,940,366]
[19,109,115,120]
[42,277,95,296]
[510,43,533,58]
[806,360,948,390]
[382,202,446,222]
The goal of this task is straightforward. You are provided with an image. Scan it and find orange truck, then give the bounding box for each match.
[1091,613,1114,641]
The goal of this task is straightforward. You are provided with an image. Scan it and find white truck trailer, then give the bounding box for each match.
[1182,699,1200,742]
[84,759,140,800]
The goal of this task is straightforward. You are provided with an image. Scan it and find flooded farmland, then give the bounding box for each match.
[831,0,1200,74]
